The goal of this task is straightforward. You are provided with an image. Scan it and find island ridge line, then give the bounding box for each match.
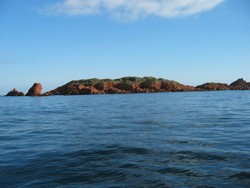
[5,77,250,96]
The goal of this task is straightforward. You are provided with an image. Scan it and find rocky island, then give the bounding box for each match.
[4,77,250,96]
[6,89,25,96]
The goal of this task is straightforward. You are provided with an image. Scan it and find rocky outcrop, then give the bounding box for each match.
[6,89,24,96]
[196,83,230,91]
[5,78,250,97]
[43,77,196,96]
[26,83,42,96]
[229,79,250,90]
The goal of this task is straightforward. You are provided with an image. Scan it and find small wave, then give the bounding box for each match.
[230,172,250,180]
[157,167,208,177]
[118,163,139,169]
[122,147,149,155]
[171,151,226,161]
[136,120,161,125]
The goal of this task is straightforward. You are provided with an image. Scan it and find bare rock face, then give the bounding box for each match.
[160,81,195,92]
[229,79,250,90]
[196,83,230,91]
[41,77,250,96]
[44,77,196,95]
[26,83,42,96]
[6,89,24,96]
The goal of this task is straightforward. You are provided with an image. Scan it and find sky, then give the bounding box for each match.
[0,0,249,95]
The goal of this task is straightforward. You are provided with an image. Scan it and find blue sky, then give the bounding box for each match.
[0,0,249,95]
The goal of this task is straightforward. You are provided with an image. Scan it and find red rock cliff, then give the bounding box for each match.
[43,77,196,96]
[26,83,42,96]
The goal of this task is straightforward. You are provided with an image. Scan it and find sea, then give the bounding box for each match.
[0,91,249,188]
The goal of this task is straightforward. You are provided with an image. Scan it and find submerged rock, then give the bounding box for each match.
[6,89,24,96]
[26,83,42,96]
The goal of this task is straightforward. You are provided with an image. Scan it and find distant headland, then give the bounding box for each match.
[4,77,250,97]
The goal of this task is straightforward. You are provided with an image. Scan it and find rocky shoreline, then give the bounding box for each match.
[4,77,250,96]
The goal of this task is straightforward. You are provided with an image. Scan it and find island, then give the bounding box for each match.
[5,77,250,96]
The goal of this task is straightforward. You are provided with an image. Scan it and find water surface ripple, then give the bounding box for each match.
[0,91,250,187]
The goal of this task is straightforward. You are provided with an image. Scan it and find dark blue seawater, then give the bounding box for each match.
[0,91,250,188]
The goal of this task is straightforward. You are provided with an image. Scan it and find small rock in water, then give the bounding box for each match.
[6,88,24,96]
[26,83,42,96]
